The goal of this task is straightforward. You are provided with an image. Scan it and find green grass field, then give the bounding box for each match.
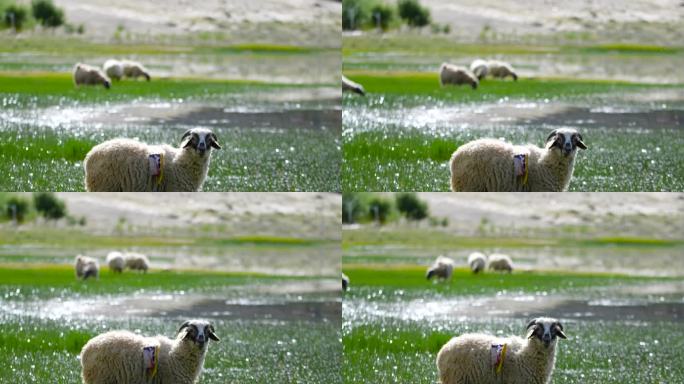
[342,32,684,192]
[342,265,684,384]
[342,72,684,191]
[0,265,341,384]
[0,72,340,191]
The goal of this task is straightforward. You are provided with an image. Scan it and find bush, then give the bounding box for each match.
[5,196,29,223]
[367,196,394,224]
[33,192,66,220]
[342,0,369,30]
[397,0,430,27]
[395,193,428,221]
[3,4,29,30]
[31,0,64,27]
[342,192,369,224]
[370,3,394,30]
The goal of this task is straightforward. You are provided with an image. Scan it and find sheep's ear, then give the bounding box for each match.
[207,324,220,341]
[574,134,587,150]
[177,321,191,335]
[180,130,193,148]
[545,130,558,148]
[554,323,567,339]
[209,133,221,150]
[526,319,538,339]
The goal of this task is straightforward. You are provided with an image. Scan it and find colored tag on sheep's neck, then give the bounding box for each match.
[491,343,507,374]
[143,345,159,378]
[148,153,164,186]
[513,154,528,185]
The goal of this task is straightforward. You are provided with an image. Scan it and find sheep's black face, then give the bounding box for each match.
[546,129,587,157]
[526,318,567,348]
[181,128,221,157]
[178,320,219,348]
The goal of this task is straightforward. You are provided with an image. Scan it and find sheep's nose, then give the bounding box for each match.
[198,142,206,151]
[197,334,205,343]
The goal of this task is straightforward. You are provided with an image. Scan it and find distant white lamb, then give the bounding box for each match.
[75,255,99,280]
[437,317,567,384]
[106,251,125,273]
[439,63,478,90]
[84,128,221,192]
[122,60,151,81]
[450,128,587,192]
[469,59,489,80]
[342,75,365,96]
[124,252,149,273]
[488,60,518,81]
[467,252,486,273]
[488,253,514,273]
[426,256,455,281]
[73,64,111,89]
[103,59,124,81]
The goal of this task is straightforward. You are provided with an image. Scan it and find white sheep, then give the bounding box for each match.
[437,317,567,384]
[342,75,365,96]
[450,128,587,192]
[488,253,514,273]
[106,251,125,273]
[84,127,221,192]
[122,60,151,81]
[75,255,99,280]
[342,273,350,291]
[103,59,124,81]
[488,60,518,81]
[73,63,111,89]
[80,319,219,384]
[426,256,455,281]
[467,252,486,273]
[439,63,478,90]
[124,252,149,273]
[469,59,489,80]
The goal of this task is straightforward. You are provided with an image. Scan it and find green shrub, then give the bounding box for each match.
[33,192,66,220]
[31,0,64,27]
[397,0,430,27]
[342,0,369,30]
[395,193,428,221]
[3,3,29,30]
[370,3,394,30]
[342,192,369,224]
[5,196,30,223]
[367,196,394,224]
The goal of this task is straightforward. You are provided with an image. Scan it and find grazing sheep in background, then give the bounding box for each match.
[488,60,518,81]
[467,252,486,274]
[106,251,125,273]
[122,60,151,81]
[469,59,489,80]
[75,255,99,280]
[342,273,350,291]
[450,128,587,192]
[439,63,478,90]
[84,127,221,192]
[426,256,455,281]
[124,252,149,273]
[437,317,567,384]
[488,253,514,273]
[103,59,124,81]
[80,319,219,384]
[342,75,366,96]
[73,64,111,89]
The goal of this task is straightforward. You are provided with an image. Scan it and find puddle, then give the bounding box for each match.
[345,281,684,324]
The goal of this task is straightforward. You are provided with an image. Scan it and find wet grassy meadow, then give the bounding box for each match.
[342,225,684,383]
[0,36,341,191]
[0,209,341,383]
[342,35,684,191]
